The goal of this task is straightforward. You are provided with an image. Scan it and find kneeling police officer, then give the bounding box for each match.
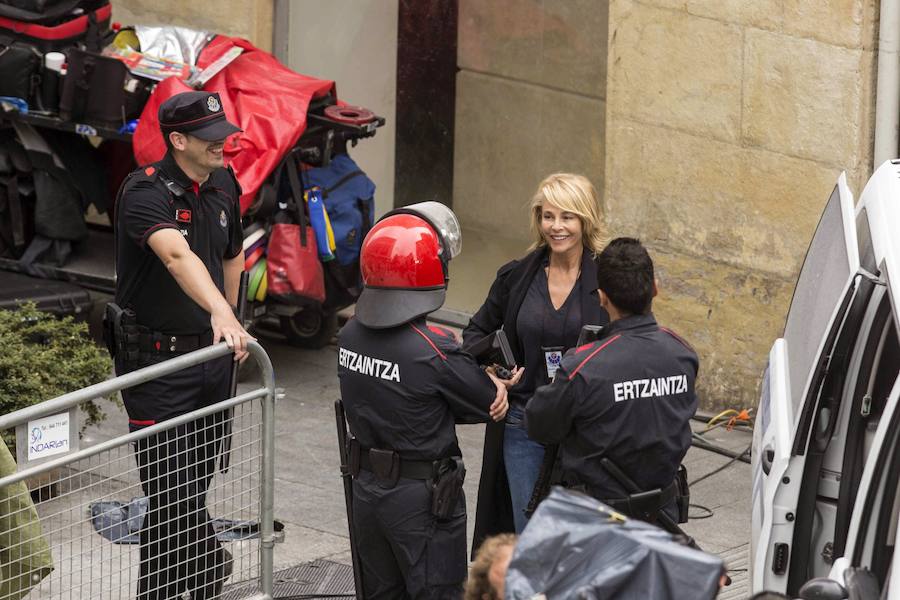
[108,91,252,600]
[526,238,698,525]
[337,202,513,599]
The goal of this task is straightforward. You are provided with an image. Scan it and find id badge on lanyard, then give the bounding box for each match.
[543,346,565,383]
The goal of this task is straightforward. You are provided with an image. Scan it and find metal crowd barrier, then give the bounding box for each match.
[0,341,277,600]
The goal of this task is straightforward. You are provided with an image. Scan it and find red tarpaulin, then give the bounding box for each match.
[133,35,336,214]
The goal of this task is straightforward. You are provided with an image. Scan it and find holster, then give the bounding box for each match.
[103,302,139,365]
[675,464,690,524]
[601,478,680,524]
[430,457,466,520]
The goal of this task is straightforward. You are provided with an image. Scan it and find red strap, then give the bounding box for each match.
[569,335,622,378]
[659,327,694,352]
[0,4,111,41]
[410,324,447,361]
[128,418,155,426]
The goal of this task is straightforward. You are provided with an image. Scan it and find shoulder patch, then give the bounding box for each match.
[410,323,447,361]
[569,334,622,379]
[427,324,459,342]
[660,327,695,353]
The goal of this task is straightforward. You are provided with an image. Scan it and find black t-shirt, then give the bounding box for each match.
[511,265,583,407]
[115,152,243,334]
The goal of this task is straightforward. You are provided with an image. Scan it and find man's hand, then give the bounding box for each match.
[487,365,524,390]
[210,305,255,362]
[486,370,510,422]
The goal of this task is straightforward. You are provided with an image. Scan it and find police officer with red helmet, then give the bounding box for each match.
[338,202,514,599]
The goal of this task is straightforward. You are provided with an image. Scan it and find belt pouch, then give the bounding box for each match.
[431,457,465,520]
[369,448,400,488]
[627,488,663,523]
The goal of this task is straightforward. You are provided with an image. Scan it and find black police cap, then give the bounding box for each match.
[158,91,242,141]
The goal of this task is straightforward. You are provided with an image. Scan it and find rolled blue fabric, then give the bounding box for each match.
[307,187,335,261]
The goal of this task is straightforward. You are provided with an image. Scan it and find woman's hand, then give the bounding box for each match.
[486,365,524,390]
[486,370,510,422]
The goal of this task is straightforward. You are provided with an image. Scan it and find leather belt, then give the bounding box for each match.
[138,330,214,354]
[357,448,437,480]
[602,480,679,515]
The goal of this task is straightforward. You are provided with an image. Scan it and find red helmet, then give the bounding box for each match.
[355,202,461,328]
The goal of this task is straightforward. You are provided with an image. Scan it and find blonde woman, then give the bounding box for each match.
[464,173,609,546]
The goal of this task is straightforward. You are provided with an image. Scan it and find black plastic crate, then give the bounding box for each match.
[0,270,91,319]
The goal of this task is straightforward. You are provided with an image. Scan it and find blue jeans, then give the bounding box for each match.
[503,405,545,534]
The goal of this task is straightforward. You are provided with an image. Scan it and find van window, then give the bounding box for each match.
[783,186,855,421]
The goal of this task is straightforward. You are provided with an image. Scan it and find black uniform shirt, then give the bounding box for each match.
[512,264,583,406]
[338,316,498,461]
[115,152,243,334]
[526,313,699,499]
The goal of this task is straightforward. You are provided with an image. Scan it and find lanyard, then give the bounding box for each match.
[539,266,579,381]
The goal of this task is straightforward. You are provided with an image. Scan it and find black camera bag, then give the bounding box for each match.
[0,39,39,100]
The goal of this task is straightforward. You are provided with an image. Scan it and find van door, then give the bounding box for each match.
[751,173,860,594]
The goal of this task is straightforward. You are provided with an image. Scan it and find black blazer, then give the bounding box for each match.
[463,246,608,554]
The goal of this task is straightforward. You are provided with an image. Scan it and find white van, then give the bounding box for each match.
[751,161,900,599]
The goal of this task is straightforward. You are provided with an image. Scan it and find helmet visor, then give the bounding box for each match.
[394,201,462,260]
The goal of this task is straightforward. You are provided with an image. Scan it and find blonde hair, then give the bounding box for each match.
[529,173,607,255]
[464,534,518,600]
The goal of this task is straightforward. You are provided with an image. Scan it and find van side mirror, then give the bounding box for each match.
[797,578,848,600]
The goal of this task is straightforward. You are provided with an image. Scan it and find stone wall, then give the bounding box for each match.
[604,0,878,409]
[112,0,273,51]
[453,0,609,244]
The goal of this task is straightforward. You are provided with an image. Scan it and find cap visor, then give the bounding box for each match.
[189,118,242,141]
[355,287,445,329]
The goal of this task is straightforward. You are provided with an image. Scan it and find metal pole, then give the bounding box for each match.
[253,339,278,600]
[874,0,900,170]
[0,342,235,431]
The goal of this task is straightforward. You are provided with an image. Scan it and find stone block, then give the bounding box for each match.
[605,119,841,277]
[113,0,273,50]
[782,0,877,49]
[649,246,796,411]
[685,0,782,30]
[608,0,743,143]
[453,70,605,243]
[742,29,868,167]
[635,0,782,30]
[458,0,608,98]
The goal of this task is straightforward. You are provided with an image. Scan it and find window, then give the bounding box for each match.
[783,186,855,421]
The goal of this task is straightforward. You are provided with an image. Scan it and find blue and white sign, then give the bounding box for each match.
[27,412,71,460]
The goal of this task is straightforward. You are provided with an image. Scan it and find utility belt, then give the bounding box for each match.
[567,465,690,525]
[348,439,466,520]
[103,302,213,366]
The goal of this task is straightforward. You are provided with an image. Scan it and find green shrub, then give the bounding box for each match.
[0,303,115,452]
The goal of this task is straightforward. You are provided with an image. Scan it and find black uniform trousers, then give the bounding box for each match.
[352,471,467,600]
[118,353,232,600]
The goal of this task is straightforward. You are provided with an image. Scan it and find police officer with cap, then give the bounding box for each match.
[526,238,698,524]
[338,202,516,599]
[112,90,252,600]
